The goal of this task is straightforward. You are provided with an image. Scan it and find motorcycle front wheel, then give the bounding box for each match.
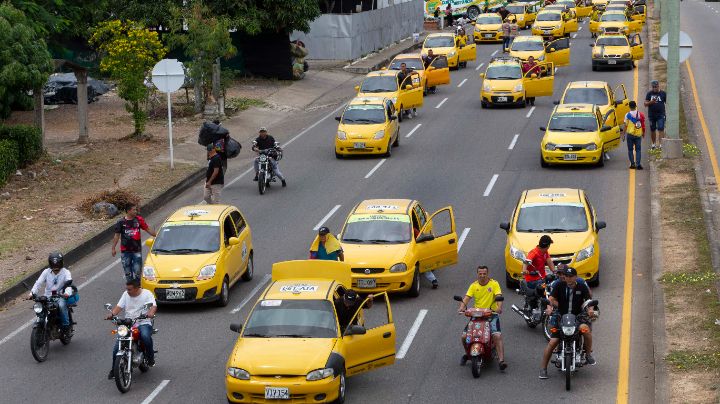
[564,351,573,391]
[471,356,481,378]
[258,172,267,195]
[114,353,133,393]
[30,326,49,362]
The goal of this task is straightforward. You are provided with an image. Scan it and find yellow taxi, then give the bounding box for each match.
[506,2,541,29]
[539,103,621,167]
[590,33,644,70]
[543,5,579,33]
[338,199,458,297]
[422,32,477,70]
[473,13,504,43]
[631,4,647,23]
[589,10,642,35]
[225,260,396,403]
[334,97,399,159]
[558,80,631,128]
[592,0,609,10]
[500,188,606,288]
[557,0,592,18]
[531,10,574,39]
[142,205,253,306]
[509,35,571,67]
[355,70,423,122]
[388,53,451,94]
[479,56,555,108]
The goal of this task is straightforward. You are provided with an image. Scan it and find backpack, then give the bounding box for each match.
[627,111,643,136]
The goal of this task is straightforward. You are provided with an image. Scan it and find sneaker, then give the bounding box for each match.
[499,361,508,371]
[108,370,114,380]
[585,353,596,365]
[539,368,549,379]
[460,354,468,366]
[636,165,644,170]
[281,179,287,187]
[650,144,656,150]
[253,174,258,181]
[147,358,155,367]
[432,280,438,289]
[629,164,636,169]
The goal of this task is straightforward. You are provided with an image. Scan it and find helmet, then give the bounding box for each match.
[48,252,64,269]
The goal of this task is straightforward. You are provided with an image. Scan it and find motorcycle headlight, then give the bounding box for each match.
[337,131,347,140]
[389,263,408,273]
[544,143,557,151]
[142,266,156,281]
[562,326,576,336]
[510,245,526,261]
[117,325,129,337]
[197,264,217,281]
[259,154,268,162]
[306,368,334,381]
[448,51,457,57]
[227,367,250,380]
[33,302,43,314]
[622,53,631,58]
[513,83,524,93]
[585,143,598,151]
[483,82,492,92]
[373,130,385,140]
[576,244,595,262]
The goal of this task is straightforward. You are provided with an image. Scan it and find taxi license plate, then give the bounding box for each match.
[265,387,289,400]
[484,34,493,38]
[544,30,552,34]
[165,289,185,300]
[357,279,376,289]
[564,154,578,161]
[497,96,508,102]
[608,60,617,65]
[353,142,366,149]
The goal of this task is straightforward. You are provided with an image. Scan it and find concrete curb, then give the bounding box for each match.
[0,167,206,306]
[343,34,427,74]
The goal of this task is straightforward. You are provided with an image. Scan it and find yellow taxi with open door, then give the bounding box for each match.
[388,53,450,95]
[558,80,631,128]
[356,70,423,122]
[422,32,476,70]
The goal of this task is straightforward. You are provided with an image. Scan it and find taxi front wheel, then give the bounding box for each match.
[407,266,420,298]
[333,371,346,404]
[216,277,230,307]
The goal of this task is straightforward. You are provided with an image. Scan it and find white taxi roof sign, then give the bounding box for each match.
[185,209,209,217]
[366,204,400,211]
[271,260,352,288]
[538,192,567,198]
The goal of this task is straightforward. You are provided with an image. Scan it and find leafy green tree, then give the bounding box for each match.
[206,0,321,34]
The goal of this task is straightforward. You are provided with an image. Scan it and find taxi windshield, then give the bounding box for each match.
[424,36,455,47]
[244,299,337,338]
[389,59,424,70]
[360,76,398,93]
[476,15,502,24]
[537,12,561,21]
[342,105,386,124]
[548,114,598,132]
[505,6,526,14]
[563,88,609,105]
[596,37,629,46]
[152,222,219,254]
[600,13,627,21]
[516,203,589,232]
[342,214,411,244]
[511,40,544,51]
[486,65,523,79]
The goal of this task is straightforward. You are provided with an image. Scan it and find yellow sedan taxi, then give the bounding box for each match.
[500,188,606,287]
[355,70,423,122]
[506,2,540,28]
[334,97,399,158]
[142,205,253,306]
[226,260,396,403]
[422,32,476,70]
[480,56,555,108]
[531,10,574,39]
[388,53,450,94]
[473,13,504,43]
[589,10,642,35]
[543,5,579,32]
[509,35,571,67]
[539,103,621,167]
[592,0,609,10]
[339,199,458,297]
[590,33,644,70]
[556,0,592,19]
[558,80,631,128]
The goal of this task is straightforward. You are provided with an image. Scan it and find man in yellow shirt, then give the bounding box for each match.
[457,265,507,370]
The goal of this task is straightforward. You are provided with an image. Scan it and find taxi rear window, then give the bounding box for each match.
[537,12,562,21]
[424,36,455,48]
[476,15,502,24]
[511,40,544,51]
[244,299,337,338]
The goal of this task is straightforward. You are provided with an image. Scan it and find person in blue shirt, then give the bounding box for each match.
[309,227,345,261]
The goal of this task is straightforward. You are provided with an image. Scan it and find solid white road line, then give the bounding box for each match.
[457,78,468,88]
[230,274,272,314]
[364,159,387,179]
[313,205,342,231]
[483,174,499,197]
[457,228,471,251]
[508,134,520,150]
[491,50,498,56]
[405,123,422,138]
[396,309,428,359]
[435,97,449,109]
[141,380,171,404]
[526,106,536,118]
[475,62,485,71]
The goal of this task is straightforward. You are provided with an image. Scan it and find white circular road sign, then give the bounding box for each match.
[659,31,693,63]
[152,59,185,93]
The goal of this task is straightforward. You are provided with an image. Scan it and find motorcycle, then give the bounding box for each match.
[105,303,157,393]
[453,294,504,378]
[23,280,77,362]
[510,271,556,340]
[256,146,283,195]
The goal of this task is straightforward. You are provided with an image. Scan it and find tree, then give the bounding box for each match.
[206,0,321,34]
[0,3,53,120]
[90,20,167,137]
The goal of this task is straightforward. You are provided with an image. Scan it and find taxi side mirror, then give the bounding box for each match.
[405,84,412,90]
[354,85,360,92]
[344,324,367,336]
[479,73,485,78]
[229,323,243,333]
[600,125,613,132]
[549,47,556,52]
[553,100,560,105]
[588,43,594,47]
[416,233,435,243]
[228,237,240,246]
[539,126,547,131]
[427,66,436,71]
[499,222,510,232]
[335,116,341,122]
[596,221,607,231]
[145,238,154,248]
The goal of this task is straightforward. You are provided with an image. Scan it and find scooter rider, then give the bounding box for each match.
[457,265,508,371]
[29,252,75,335]
[539,266,595,380]
[252,127,287,187]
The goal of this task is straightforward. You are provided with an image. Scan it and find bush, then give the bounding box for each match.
[0,124,42,167]
[78,188,141,217]
[0,139,19,187]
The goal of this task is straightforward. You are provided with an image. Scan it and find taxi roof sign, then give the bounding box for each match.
[271,260,352,288]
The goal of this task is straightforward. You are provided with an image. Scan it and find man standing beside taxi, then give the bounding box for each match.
[309,227,344,261]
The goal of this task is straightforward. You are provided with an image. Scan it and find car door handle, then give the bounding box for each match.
[448,238,456,244]
[383,332,392,338]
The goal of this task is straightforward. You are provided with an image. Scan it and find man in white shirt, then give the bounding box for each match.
[106,279,157,379]
[29,252,74,333]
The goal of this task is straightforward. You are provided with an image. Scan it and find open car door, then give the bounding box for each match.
[545,38,570,67]
[459,42,477,63]
[589,19,600,33]
[416,206,458,273]
[613,83,630,122]
[576,4,592,18]
[565,10,579,32]
[524,62,555,98]
[630,33,644,61]
[398,72,424,110]
[600,108,621,151]
[426,56,451,87]
[628,19,642,33]
[343,292,396,376]
[631,5,646,23]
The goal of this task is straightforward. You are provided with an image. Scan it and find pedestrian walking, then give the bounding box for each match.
[204,143,224,204]
[508,18,519,50]
[309,227,345,261]
[644,80,667,150]
[622,101,646,169]
[502,18,512,51]
[211,119,230,173]
[112,204,156,282]
[445,4,454,27]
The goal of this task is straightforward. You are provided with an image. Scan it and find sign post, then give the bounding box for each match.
[659,29,692,158]
[151,59,186,169]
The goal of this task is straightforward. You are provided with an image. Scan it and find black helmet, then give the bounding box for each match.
[48,252,64,269]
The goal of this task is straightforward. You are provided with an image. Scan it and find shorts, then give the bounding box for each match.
[649,115,665,131]
[463,314,501,335]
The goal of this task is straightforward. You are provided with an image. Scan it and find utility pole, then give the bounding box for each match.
[662,0,682,158]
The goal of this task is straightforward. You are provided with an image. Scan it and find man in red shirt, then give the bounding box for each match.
[112,204,156,282]
[522,235,556,289]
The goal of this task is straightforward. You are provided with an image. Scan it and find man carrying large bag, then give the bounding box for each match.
[197,120,241,172]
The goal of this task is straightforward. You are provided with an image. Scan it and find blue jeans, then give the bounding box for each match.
[503,36,511,50]
[120,252,142,282]
[112,324,154,365]
[627,135,642,166]
[56,297,70,327]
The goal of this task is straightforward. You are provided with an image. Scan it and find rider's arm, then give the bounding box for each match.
[146,304,158,319]
[495,295,504,314]
[546,255,556,272]
[338,251,345,262]
[138,216,157,238]
[459,295,471,312]
[30,269,47,296]
[521,261,529,275]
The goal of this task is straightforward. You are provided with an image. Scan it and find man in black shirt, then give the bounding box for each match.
[204,143,224,204]
[644,80,667,150]
[252,127,286,187]
[539,267,595,379]
[335,290,373,333]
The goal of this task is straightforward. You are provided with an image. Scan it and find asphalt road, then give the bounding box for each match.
[0,19,656,404]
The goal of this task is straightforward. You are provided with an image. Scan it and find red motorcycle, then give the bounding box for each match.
[453,295,504,378]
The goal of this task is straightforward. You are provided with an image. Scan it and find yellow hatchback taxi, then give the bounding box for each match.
[590,10,642,35]
[473,13,504,43]
[500,188,606,287]
[422,32,476,70]
[509,35,571,67]
[531,10,573,39]
[388,53,450,94]
[142,205,253,306]
[591,33,644,71]
[506,2,540,28]
[334,97,399,159]
[558,80,631,128]
[539,103,621,167]
[543,5,579,32]
[339,199,458,297]
[226,260,396,403]
[355,70,423,122]
[480,56,555,108]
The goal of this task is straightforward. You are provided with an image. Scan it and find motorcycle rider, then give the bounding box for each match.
[252,127,286,187]
[521,235,556,307]
[106,279,157,379]
[539,266,595,380]
[457,265,507,371]
[29,252,75,335]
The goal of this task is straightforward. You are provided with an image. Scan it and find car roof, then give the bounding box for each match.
[426,32,455,38]
[351,199,414,215]
[522,188,584,204]
[348,96,387,106]
[393,53,422,60]
[602,10,627,15]
[166,204,232,222]
[477,12,501,17]
[565,80,608,89]
[263,279,336,301]
[513,35,544,42]
[555,104,596,114]
[366,70,400,78]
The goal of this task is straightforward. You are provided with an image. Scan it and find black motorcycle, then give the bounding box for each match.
[256,147,283,195]
[510,272,556,340]
[548,298,599,391]
[106,303,157,393]
[24,280,77,362]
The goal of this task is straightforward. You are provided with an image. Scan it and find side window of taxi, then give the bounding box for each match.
[584,195,596,228]
[385,101,393,119]
[230,210,246,234]
[223,215,237,245]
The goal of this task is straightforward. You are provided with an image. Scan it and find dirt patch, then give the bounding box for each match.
[668,372,720,404]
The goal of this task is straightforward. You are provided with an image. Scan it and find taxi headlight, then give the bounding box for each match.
[33,302,43,314]
[373,130,385,140]
[562,326,576,336]
[483,82,492,92]
[497,28,503,32]
[337,131,347,140]
[518,16,525,21]
[389,263,408,273]
[622,52,631,58]
[510,245,526,261]
[545,143,557,151]
[585,143,598,151]
[576,244,595,262]
[306,368,334,381]
[227,367,250,380]
[448,51,457,57]
[513,83,524,93]
[555,24,562,29]
[117,325,129,337]
[142,266,156,281]
[197,264,216,281]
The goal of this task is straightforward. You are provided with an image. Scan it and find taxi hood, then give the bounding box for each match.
[510,50,545,61]
[423,46,455,56]
[510,231,595,256]
[545,130,600,145]
[339,123,387,139]
[485,78,523,92]
[146,252,217,278]
[341,242,409,269]
[594,45,629,57]
[229,338,336,376]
